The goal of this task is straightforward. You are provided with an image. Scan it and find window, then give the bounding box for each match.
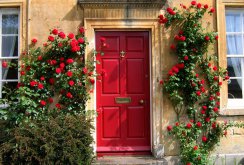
[226,9,244,108]
[0,8,19,98]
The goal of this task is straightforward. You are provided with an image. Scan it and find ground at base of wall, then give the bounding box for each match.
[93,154,244,165]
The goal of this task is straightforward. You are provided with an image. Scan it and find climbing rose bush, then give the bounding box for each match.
[0,27,96,124]
[159,1,244,165]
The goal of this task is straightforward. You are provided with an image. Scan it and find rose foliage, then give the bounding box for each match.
[159,2,244,165]
[0,27,96,124]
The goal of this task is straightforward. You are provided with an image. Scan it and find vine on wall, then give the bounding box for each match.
[159,1,243,164]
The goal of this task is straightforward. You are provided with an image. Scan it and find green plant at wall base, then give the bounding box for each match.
[159,1,244,165]
[0,115,94,165]
[0,27,97,124]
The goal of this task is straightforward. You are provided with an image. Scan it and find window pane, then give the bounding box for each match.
[1,59,18,80]
[2,14,18,34]
[2,36,18,57]
[226,35,243,55]
[228,79,242,99]
[225,12,241,32]
[227,57,242,77]
[1,81,18,98]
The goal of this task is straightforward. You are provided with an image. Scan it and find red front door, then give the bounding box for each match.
[96,31,150,154]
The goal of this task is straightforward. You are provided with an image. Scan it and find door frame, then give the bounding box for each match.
[84,18,163,158]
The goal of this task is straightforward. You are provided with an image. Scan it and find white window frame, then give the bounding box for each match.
[0,8,20,98]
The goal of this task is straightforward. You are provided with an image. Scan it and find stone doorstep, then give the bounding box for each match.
[93,154,244,165]
[93,156,180,165]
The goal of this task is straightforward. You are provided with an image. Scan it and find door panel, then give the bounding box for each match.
[96,31,150,154]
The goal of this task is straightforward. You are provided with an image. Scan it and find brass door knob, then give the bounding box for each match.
[120,50,126,58]
[139,99,144,104]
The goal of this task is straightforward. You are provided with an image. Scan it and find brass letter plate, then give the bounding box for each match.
[115,97,131,104]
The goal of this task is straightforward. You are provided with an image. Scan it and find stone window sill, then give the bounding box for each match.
[220,108,244,116]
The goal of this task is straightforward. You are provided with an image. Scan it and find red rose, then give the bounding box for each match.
[191,1,196,5]
[43,42,48,47]
[219,82,222,86]
[38,55,42,61]
[168,71,174,76]
[89,72,93,76]
[71,46,80,52]
[210,8,215,13]
[83,67,88,74]
[204,4,208,9]
[2,61,8,68]
[193,145,198,150]
[48,97,53,103]
[100,37,106,42]
[187,163,191,165]
[60,57,64,61]
[202,136,207,142]
[179,30,184,35]
[68,80,75,86]
[177,63,185,69]
[79,27,85,34]
[200,87,205,93]
[184,56,189,60]
[186,123,192,129]
[215,35,219,40]
[201,110,206,114]
[196,122,202,127]
[40,76,45,81]
[202,105,207,110]
[174,35,180,40]
[48,36,55,42]
[52,28,58,35]
[30,81,37,87]
[66,71,73,77]
[205,36,210,41]
[17,83,24,88]
[175,122,180,126]
[172,66,179,73]
[180,36,186,41]
[205,117,210,122]
[212,122,217,128]
[60,63,65,69]
[213,107,219,112]
[214,76,218,81]
[209,96,214,101]
[31,38,37,44]
[159,80,164,85]
[213,66,218,71]
[66,58,74,64]
[170,44,176,50]
[56,103,61,109]
[58,42,63,47]
[197,3,201,9]
[56,68,62,74]
[216,92,220,96]
[90,78,95,84]
[68,33,74,39]
[49,78,55,85]
[196,91,201,96]
[58,32,66,39]
[40,100,46,106]
[20,71,25,76]
[78,38,85,44]
[38,83,44,89]
[66,92,73,98]
[167,125,172,131]
[208,63,211,67]
[224,76,230,80]
[216,101,220,106]
[196,73,199,77]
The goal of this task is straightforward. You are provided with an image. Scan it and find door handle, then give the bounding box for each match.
[139,99,144,104]
[120,50,126,58]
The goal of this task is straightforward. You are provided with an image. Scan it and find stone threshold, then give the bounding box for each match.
[93,154,244,165]
[92,156,179,165]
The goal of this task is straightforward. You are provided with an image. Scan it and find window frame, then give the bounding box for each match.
[0,8,20,98]
[218,0,244,115]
